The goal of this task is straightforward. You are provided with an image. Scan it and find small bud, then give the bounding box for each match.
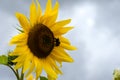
[113,69,120,80]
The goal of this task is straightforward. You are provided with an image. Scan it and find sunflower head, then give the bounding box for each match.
[10,0,76,79]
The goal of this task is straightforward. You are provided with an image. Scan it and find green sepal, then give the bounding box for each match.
[8,55,18,65]
[15,25,24,33]
[0,55,8,65]
[16,27,24,33]
[40,76,48,80]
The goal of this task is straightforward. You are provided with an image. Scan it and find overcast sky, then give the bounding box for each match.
[0,0,120,80]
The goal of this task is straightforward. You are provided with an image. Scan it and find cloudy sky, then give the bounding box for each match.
[0,0,120,80]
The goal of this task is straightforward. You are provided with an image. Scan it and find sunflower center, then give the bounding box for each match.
[27,23,55,58]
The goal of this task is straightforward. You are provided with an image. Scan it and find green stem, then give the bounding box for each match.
[16,69,19,77]
[20,67,24,80]
[7,65,20,80]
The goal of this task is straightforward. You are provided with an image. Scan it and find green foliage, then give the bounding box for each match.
[0,55,8,65]
[40,76,48,80]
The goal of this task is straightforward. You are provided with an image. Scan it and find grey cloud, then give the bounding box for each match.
[95,0,120,35]
[58,0,120,80]
[0,0,30,15]
[0,0,82,15]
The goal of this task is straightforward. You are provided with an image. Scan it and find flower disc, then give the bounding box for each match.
[27,24,54,58]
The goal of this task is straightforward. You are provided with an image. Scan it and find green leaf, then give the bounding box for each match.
[40,76,48,80]
[0,55,8,65]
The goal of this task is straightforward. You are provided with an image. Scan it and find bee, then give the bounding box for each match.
[54,38,60,46]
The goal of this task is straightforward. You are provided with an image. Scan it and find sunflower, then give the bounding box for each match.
[10,0,76,79]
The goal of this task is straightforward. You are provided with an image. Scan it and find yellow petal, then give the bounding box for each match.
[13,45,28,54]
[53,47,73,61]
[12,50,20,55]
[47,74,56,80]
[39,0,59,25]
[59,36,71,45]
[49,55,62,67]
[33,57,42,80]
[13,54,26,62]
[35,63,42,80]
[36,0,42,22]
[26,60,35,77]
[9,52,18,56]
[40,0,52,25]
[54,47,70,57]
[15,12,30,32]
[51,50,73,62]
[38,15,48,25]
[51,19,71,31]
[36,0,42,16]
[50,54,63,63]
[30,0,37,26]
[54,27,73,35]
[23,52,32,73]
[43,60,57,79]
[60,43,77,50]
[44,0,52,15]
[53,1,59,13]
[59,27,73,34]
[46,1,59,27]
[47,57,63,74]
[9,33,27,45]
[23,58,30,73]
[14,62,23,70]
[27,74,35,80]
